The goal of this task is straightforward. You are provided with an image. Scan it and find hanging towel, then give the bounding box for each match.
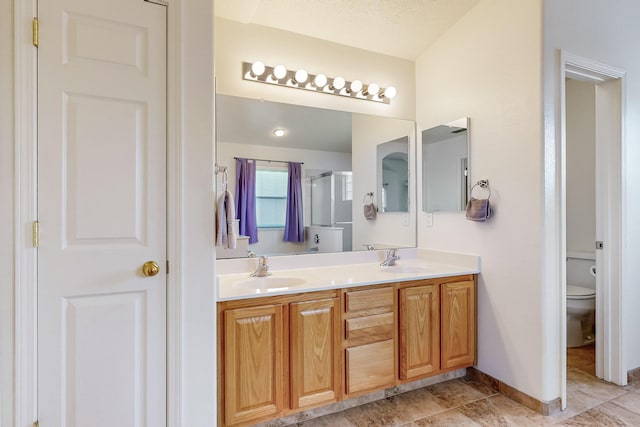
[364,203,377,220]
[465,197,492,221]
[216,190,237,249]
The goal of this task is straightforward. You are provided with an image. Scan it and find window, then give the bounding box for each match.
[255,168,288,228]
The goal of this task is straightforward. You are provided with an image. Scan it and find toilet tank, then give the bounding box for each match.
[567,252,595,291]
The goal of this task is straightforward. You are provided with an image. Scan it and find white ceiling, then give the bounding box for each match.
[216,95,352,153]
[215,0,479,60]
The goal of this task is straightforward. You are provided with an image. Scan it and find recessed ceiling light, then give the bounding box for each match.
[273,128,286,137]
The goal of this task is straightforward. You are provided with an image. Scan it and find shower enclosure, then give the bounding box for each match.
[310,171,353,252]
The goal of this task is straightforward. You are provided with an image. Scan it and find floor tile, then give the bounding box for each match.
[409,409,480,426]
[385,388,453,421]
[458,395,555,426]
[425,379,492,409]
[296,412,357,427]
[567,368,627,402]
[558,401,640,426]
[339,397,413,427]
[567,344,595,371]
[544,388,609,423]
[610,391,640,415]
[459,375,500,397]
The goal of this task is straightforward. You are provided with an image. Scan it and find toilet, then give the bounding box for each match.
[566,285,595,347]
[566,256,596,347]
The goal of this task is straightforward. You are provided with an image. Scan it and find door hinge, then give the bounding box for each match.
[166,260,169,275]
[32,17,39,48]
[32,221,39,248]
[596,240,604,250]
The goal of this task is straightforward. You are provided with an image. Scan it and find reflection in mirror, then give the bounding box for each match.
[215,94,416,258]
[377,137,409,213]
[422,118,469,212]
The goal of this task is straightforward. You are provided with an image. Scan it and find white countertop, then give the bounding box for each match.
[217,249,480,301]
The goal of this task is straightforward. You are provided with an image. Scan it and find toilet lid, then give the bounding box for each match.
[567,285,595,298]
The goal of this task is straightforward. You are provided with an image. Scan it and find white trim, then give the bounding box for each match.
[557,52,568,410]
[14,1,38,426]
[558,51,626,410]
[165,0,183,425]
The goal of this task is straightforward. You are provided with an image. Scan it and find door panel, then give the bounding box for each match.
[63,292,146,425]
[63,93,147,246]
[37,0,167,425]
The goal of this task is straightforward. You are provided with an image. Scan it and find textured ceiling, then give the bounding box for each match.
[215,0,479,60]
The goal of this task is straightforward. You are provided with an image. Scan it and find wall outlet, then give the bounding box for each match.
[425,213,433,227]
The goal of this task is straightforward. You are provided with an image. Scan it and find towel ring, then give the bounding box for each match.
[363,192,374,203]
[470,180,491,199]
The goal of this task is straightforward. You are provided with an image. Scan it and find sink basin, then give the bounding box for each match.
[379,264,430,274]
[232,276,307,292]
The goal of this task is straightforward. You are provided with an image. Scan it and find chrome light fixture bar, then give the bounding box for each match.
[242,61,396,104]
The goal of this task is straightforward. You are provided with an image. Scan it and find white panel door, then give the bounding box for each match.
[37,0,167,425]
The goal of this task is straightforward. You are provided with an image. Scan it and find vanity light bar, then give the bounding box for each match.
[242,61,396,104]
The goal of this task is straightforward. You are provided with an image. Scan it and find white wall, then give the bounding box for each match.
[0,0,14,424]
[214,18,415,120]
[352,114,416,249]
[416,0,548,401]
[181,0,216,425]
[544,0,640,380]
[566,80,596,255]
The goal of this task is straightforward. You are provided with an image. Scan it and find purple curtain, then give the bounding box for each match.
[235,158,258,243]
[283,162,304,243]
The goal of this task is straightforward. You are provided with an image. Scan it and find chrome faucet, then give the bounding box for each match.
[380,249,400,267]
[250,256,271,277]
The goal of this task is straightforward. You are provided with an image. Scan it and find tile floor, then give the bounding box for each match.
[282,344,640,426]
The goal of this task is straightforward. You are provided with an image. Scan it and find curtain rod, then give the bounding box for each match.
[234,157,304,165]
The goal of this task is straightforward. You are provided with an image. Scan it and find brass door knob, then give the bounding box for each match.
[142,261,160,277]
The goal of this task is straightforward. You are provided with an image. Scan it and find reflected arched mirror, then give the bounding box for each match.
[377,137,409,213]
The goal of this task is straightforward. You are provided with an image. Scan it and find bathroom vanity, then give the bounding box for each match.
[216,253,478,427]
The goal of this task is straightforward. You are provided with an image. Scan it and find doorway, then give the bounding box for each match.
[560,52,625,409]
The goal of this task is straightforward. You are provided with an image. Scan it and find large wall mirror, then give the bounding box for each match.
[216,94,416,258]
[422,118,470,212]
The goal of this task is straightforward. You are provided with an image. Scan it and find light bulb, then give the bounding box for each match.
[365,83,379,96]
[313,73,327,88]
[250,61,265,77]
[383,86,397,99]
[349,80,363,94]
[330,76,345,91]
[294,69,308,84]
[273,65,287,80]
[273,128,286,137]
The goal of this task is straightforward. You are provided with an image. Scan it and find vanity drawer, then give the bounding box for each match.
[344,287,393,313]
[345,312,394,346]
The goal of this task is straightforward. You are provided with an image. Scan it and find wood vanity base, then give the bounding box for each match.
[217,275,477,427]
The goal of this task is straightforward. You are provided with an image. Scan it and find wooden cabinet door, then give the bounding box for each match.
[399,284,440,380]
[224,304,284,426]
[441,280,476,369]
[290,298,341,410]
[345,340,395,395]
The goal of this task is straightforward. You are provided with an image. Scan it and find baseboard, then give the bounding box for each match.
[628,366,640,384]
[466,367,562,416]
